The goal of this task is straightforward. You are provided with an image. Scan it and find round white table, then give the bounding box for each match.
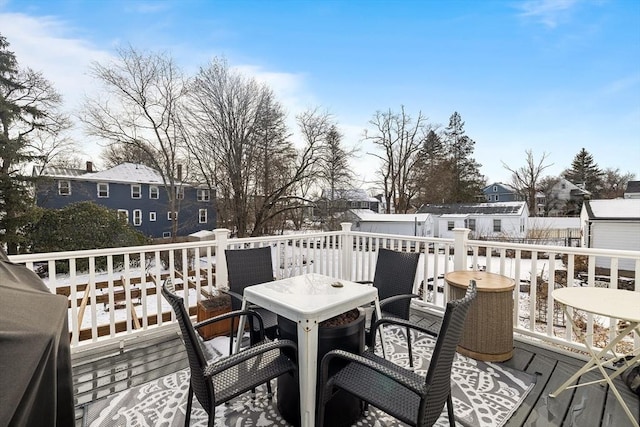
[550,287,640,427]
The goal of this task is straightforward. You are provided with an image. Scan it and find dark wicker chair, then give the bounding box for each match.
[161,280,298,427]
[317,280,478,427]
[224,246,279,341]
[358,248,420,348]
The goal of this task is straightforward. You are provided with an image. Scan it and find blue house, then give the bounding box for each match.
[482,183,521,203]
[35,162,216,239]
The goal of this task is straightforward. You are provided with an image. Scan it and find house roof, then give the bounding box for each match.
[625,180,640,194]
[37,166,88,178]
[350,209,431,222]
[320,188,377,202]
[417,201,527,216]
[39,162,179,185]
[583,199,640,220]
[483,182,517,193]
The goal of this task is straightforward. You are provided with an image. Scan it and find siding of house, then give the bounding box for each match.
[589,222,640,271]
[482,183,520,203]
[36,164,216,239]
[350,212,434,237]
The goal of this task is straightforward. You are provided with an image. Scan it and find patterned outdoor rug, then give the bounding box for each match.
[84,326,536,427]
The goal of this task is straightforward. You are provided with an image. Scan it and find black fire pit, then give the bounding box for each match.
[277,308,365,427]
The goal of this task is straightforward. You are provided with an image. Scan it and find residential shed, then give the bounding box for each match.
[348,210,434,237]
[580,199,640,271]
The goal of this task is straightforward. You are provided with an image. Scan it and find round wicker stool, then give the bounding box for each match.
[445,271,515,362]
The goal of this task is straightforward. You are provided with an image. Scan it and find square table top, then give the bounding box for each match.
[243,273,377,323]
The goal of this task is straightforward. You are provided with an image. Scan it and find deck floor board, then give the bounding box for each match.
[72,311,640,426]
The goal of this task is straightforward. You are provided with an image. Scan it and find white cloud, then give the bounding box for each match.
[0,13,112,110]
[0,12,115,161]
[517,0,579,28]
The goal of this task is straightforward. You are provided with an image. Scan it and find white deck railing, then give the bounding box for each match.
[8,225,640,357]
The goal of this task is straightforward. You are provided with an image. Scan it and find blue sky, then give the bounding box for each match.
[1,0,639,189]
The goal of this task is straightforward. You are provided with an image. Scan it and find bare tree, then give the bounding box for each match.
[80,46,189,239]
[101,141,157,169]
[503,150,553,216]
[365,106,428,213]
[599,168,635,199]
[185,59,321,237]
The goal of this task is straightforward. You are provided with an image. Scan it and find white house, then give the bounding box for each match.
[624,181,640,199]
[547,178,591,216]
[348,209,434,237]
[417,202,528,239]
[580,199,640,271]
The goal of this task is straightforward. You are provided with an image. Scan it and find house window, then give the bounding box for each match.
[133,209,142,226]
[163,231,171,238]
[465,218,476,231]
[197,189,210,202]
[493,186,497,192]
[149,186,159,199]
[350,201,359,208]
[149,211,156,222]
[520,218,525,233]
[447,221,455,231]
[58,180,71,196]
[493,219,502,232]
[360,201,368,208]
[131,184,141,199]
[175,186,184,200]
[97,183,109,198]
[199,209,207,223]
[167,211,178,221]
[117,209,129,223]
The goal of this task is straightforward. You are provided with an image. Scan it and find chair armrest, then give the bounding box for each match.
[205,339,298,377]
[194,309,266,343]
[319,349,423,396]
[379,293,419,311]
[220,289,243,303]
[370,316,438,346]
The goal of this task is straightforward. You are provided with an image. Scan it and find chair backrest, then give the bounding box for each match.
[373,248,420,319]
[225,246,274,308]
[161,280,215,413]
[421,280,477,426]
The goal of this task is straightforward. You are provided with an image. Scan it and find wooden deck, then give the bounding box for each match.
[73,311,640,426]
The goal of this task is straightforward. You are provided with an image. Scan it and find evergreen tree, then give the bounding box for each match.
[562,148,603,195]
[443,112,484,202]
[414,129,452,204]
[0,34,69,254]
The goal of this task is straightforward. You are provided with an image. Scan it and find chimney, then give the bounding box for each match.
[177,164,182,181]
[86,161,93,172]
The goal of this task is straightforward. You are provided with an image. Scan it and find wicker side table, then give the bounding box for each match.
[445,271,515,362]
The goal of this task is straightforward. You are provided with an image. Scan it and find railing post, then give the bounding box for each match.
[214,228,230,290]
[453,228,470,271]
[340,223,353,280]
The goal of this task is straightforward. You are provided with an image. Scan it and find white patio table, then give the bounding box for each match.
[550,287,640,427]
[235,273,382,427]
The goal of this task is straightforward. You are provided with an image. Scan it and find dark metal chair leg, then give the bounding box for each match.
[447,393,455,427]
[185,386,193,427]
